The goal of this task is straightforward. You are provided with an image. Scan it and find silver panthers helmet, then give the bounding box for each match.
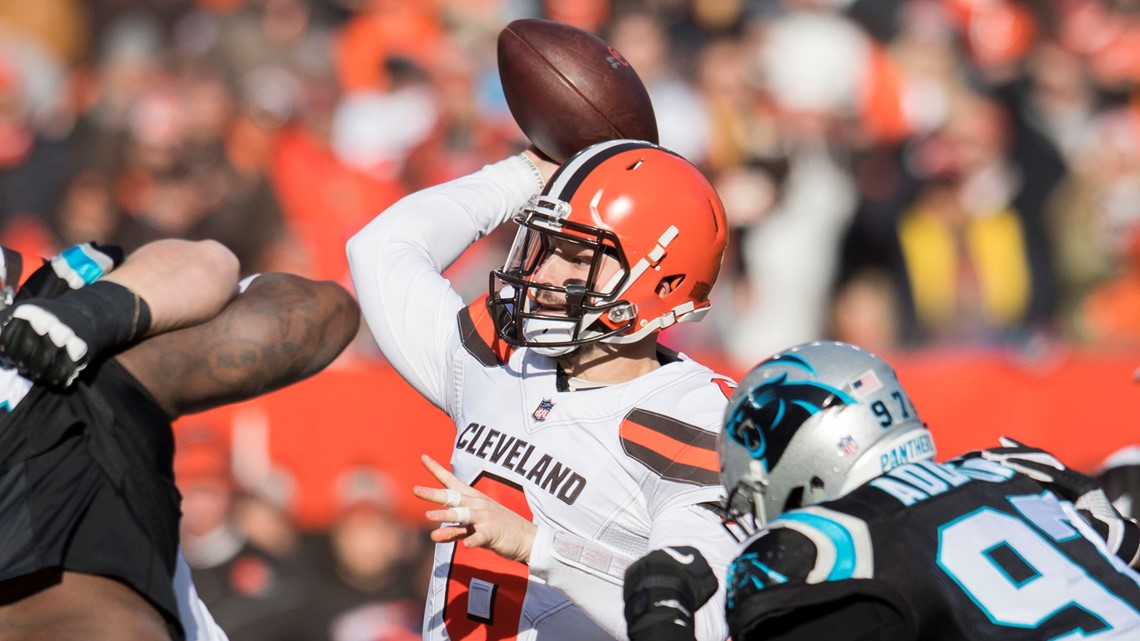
[718,341,936,535]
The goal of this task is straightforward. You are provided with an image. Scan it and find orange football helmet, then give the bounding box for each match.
[488,139,728,355]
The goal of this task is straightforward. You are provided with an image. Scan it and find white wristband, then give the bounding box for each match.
[517,152,546,190]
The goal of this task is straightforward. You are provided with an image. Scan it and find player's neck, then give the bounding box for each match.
[556,337,661,386]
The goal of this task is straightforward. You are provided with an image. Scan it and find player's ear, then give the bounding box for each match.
[656,275,684,296]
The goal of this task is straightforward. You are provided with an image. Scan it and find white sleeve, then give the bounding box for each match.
[346,155,544,415]
[528,503,732,641]
[649,504,734,641]
[528,525,634,640]
[173,549,230,641]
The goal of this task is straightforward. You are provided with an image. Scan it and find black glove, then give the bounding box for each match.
[981,436,1140,567]
[0,281,151,388]
[624,546,718,641]
[0,299,97,388]
[14,242,125,304]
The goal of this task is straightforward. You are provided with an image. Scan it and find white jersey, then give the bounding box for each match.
[348,155,736,641]
[174,550,231,641]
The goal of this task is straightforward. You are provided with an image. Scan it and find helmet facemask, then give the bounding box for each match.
[488,195,636,356]
[720,459,769,541]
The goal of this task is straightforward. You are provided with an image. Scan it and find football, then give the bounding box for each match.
[497,18,658,163]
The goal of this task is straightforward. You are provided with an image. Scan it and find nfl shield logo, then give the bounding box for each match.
[532,398,555,421]
[837,436,859,457]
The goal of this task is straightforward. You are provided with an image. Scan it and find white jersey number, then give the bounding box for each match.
[937,494,1140,638]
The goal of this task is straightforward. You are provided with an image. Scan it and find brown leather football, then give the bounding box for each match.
[497,18,658,163]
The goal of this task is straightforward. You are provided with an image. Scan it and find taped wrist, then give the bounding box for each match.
[517,151,546,189]
[0,280,151,387]
[43,281,152,354]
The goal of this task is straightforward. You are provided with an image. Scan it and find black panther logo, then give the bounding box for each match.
[725,371,855,471]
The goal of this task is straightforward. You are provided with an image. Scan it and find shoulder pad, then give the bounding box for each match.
[726,527,815,608]
[770,505,875,584]
[458,295,513,367]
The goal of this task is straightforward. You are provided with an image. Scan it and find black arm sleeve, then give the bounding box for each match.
[736,596,907,641]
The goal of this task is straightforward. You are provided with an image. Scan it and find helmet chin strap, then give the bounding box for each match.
[527,333,579,357]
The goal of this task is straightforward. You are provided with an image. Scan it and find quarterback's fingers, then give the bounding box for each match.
[424,505,476,524]
[421,454,469,491]
[412,484,467,507]
[429,523,475,543]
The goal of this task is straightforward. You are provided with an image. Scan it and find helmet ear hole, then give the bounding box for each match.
[781,486,805,514]
[656,274,685,296]
[809,476,827,504]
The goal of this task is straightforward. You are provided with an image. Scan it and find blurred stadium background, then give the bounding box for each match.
[2,0,1140,638]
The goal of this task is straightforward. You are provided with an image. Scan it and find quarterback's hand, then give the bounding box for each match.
[982,436,1140,567]
[624,546,718,641]
[414,454,536,563]
[0,300,93,388]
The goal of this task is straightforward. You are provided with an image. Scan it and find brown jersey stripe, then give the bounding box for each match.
[458,295,513,367]
[625,408,717,450]
[620,409,719,484]
[621,439,720,486]
[621,419,719,471]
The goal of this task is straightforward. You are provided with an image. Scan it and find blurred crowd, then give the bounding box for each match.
[3,0,1140,638]
[174,426,428,641]
[3,0,1140,362]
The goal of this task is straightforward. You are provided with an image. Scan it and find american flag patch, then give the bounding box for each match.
[849,369,882,399]
[837,436,859,456]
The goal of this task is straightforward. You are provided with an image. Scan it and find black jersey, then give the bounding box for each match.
[0,245,185,639]
[0,359,184,638]
[726,457,1140,641]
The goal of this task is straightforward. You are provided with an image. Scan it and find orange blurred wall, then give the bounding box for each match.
[177,347,1140,530]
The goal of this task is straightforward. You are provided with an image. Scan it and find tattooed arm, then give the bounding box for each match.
[114,273,361,418]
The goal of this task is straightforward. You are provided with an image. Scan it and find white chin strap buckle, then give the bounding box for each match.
[522,317,579,357]
[531,344,577,357]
